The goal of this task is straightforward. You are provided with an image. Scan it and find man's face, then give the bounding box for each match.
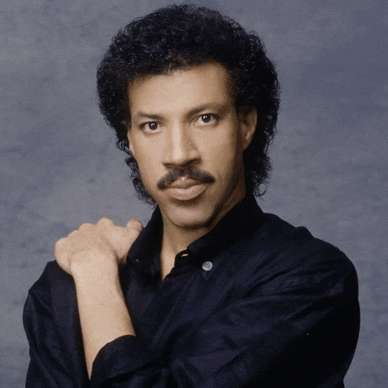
[127,62,256,232]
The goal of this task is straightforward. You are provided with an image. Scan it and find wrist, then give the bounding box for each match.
[70,251,119,283]
[74,269,124,308]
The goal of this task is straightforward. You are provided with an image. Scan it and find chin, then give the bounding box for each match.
[163,201,218,231]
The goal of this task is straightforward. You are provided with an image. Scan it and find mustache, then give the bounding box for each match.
[157,167,215,190]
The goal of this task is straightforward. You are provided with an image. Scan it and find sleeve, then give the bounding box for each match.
[23,261,89,388]
[89,249,360,388]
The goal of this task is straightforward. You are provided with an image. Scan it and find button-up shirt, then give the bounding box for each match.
[24,195,359,387]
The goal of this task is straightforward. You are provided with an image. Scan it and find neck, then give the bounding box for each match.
[159,219,210,279]
[162,221,209,255]
[159,185,246,279]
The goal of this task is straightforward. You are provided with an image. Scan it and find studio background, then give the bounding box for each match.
[1,0,387,387]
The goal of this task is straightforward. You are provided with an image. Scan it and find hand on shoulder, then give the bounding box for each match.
[55,218,142,279]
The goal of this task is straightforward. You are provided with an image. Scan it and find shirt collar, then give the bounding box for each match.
[187,194,263,260]
[126,206,163,276]
[127,193,264,275]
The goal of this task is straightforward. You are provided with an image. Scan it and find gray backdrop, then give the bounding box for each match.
[1,0,387,387]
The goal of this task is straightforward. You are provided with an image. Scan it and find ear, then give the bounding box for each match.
[126,126,136,158]
[239,108,257,150]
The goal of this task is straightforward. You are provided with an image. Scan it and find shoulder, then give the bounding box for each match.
[24,261,79,339]
[263,213,355,269]
[237,211,358,295]
[26,261,75,304]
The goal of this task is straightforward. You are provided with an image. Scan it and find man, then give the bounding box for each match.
[24,4,359,387]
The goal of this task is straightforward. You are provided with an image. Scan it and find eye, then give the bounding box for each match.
[202,114,212,123]
[142,121,160,133]
[196,114,217,126]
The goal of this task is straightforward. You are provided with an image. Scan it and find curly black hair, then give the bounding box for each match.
[97,4,280,204]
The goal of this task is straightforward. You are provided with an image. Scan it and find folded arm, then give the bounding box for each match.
[25,218,359,387]
[54,217,142,376]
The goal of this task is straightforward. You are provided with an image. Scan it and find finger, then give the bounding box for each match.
[118,252,129,267]
[97,217,116,226]
[54,238,70,273]
[126,219,143,232]
[79,223,93,231]
[54,237,66,255]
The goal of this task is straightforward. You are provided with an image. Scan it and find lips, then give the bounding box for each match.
[165,177,208,201]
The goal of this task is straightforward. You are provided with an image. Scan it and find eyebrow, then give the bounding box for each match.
[187,102,228,116]
[132,112,164,121]
[131,102,229,123]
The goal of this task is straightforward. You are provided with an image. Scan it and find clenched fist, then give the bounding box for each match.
[55,218,143,279]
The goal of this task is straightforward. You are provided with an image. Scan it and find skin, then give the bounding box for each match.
[55,218,140,376]
[55,62,257,376]
[127,62,257,275]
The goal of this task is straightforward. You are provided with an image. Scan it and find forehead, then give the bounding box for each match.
[128,62,233,115]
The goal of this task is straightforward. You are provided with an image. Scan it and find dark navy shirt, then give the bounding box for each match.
[24,195,359,387]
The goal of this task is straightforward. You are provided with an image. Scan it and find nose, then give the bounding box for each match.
[162,124,201,168]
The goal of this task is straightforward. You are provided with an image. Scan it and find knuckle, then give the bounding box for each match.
[68,230,78,237]
[98,217,115,226]
[55,238,64,252]
[78,222,92,231]
[127,219,143,232]
[54,238,69,262]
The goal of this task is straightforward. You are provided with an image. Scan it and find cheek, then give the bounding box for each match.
[132,138,160,168]
[205,141,244,182]
[137,156,159,178]
[206,131,242,163]
[131,146,161,187]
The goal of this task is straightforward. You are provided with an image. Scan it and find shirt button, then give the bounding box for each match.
[202,261,213,271]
